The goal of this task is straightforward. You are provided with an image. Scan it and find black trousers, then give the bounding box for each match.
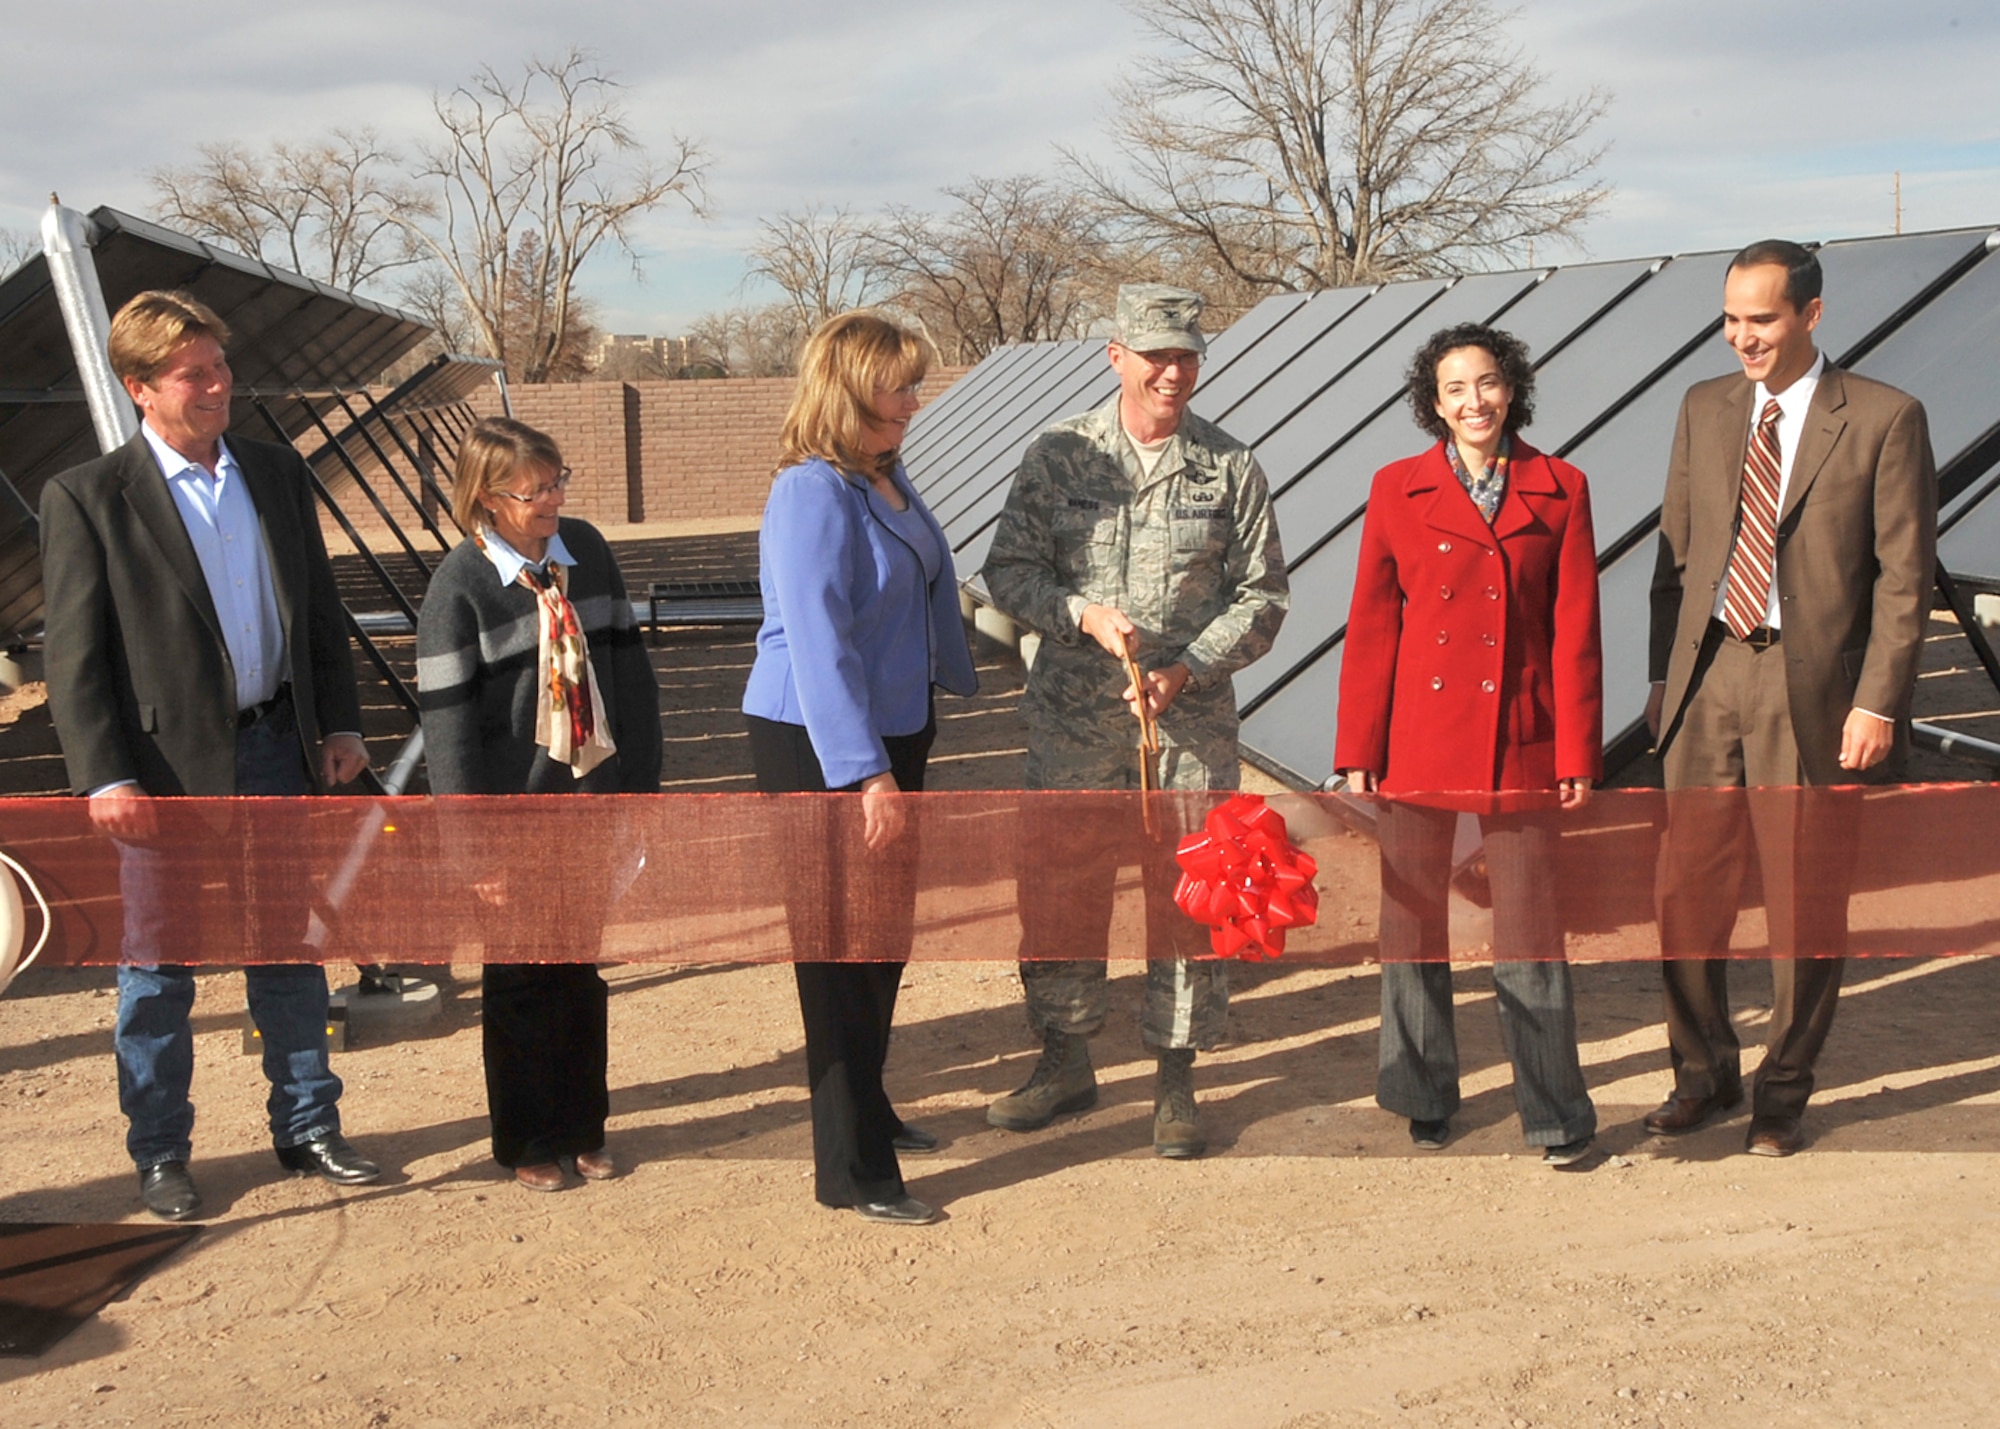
[476,843,615,1169]
[747,710,934,1207]
[481,963,610,1167]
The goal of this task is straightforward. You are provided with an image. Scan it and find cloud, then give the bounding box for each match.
[1514,0,2000,255]
[2,0,1150,329]
[5,1,1994,335]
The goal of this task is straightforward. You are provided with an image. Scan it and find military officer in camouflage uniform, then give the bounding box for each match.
[980,283,1288,1158]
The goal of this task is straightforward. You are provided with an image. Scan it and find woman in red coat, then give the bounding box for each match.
[1335,322,1603,1167]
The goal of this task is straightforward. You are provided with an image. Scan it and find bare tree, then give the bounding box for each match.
[868,175,1113,363]
[747,205,885,330]
[1068,0,1609,293]
[1,226,37,277]
[684,305,806,378]
[398,264,478,356]
[148,130,431,291]
[398,49,707,384]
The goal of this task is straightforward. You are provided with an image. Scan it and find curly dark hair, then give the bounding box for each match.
[1404,322,1536,443]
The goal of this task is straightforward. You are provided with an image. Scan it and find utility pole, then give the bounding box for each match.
[1894,171,1903,235]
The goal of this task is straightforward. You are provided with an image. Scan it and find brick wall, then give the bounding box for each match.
[463,367,969,527]
[632,376,799,524]
[316,367,970,554]
[471,381,638,525]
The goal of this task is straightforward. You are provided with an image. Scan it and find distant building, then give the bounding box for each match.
[592,333,694,376]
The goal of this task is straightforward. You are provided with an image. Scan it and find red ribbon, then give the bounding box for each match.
[1172,793,1320,961]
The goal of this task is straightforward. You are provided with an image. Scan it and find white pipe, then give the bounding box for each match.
[0,850,52,998]
[40,197,137,455]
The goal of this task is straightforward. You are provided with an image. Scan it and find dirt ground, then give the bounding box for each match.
[3,530,2000,1426]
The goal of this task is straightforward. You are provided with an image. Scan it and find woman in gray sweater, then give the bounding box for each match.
[416,417,662,1192]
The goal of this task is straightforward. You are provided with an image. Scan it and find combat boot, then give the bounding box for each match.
[1153,1047,1206,1159]
[987,1027,1097,1131]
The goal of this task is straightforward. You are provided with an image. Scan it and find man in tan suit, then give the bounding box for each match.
[1644,239,1935,1156]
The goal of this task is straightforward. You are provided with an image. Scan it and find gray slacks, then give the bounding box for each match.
[1375,799,1596,1147]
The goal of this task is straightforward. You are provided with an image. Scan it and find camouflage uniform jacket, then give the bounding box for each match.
[983,395,1288,753]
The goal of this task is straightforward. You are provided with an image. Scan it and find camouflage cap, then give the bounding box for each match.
[1112,283,1207,356]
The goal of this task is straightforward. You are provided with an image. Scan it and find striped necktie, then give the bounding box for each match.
[1721,399,1784,640]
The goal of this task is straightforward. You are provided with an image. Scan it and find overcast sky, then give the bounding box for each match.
[4,0,1996,335]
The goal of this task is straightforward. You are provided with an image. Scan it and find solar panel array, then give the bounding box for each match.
[0,207,433,644]
[903,226,2000,789]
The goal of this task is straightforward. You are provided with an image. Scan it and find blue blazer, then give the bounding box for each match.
[743,457,977,787]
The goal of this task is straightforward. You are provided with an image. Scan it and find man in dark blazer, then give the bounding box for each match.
[40,290,382,1219]
[1644,240,1936,1157]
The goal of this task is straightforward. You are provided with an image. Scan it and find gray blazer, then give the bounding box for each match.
[1648,363,1937,785]
[39,430,362,797]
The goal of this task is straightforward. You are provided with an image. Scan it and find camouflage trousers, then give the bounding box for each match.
[1016,719,1237,1051]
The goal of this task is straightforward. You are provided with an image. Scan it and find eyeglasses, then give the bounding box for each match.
[493,467,573,504]
[877,383,922,400]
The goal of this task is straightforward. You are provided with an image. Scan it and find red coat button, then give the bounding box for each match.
[1481,679,1496,693]
[1430,676,1444,690]
[1440,586,1453,600]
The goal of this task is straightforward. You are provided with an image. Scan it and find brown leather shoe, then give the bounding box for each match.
[1745,1116,1805,1157]
[514,1162,565,1192]
[570,1150,617,1181]
[1642,1085,1745,1135]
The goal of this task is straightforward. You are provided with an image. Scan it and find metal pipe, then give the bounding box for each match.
[40,198,136,455]
[1911,721,2000,771]
[303,729,426,954]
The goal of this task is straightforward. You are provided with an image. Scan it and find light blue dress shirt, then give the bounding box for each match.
[475,525,576,586]
[141,423,285,710]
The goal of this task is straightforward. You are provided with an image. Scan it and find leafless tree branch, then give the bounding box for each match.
[746,205,887,330]
[1067,0,1609,291]
[394,48,708,383]
[863,174,1116,363]
[148,130,433,291]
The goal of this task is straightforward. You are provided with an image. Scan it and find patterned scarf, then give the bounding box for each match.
[1445,432,1511,524]
[480,532,616,778]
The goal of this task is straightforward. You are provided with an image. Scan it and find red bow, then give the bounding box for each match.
[1172,793,1320,960]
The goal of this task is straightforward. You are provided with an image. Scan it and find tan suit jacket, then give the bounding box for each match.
[1648,363,1936,786]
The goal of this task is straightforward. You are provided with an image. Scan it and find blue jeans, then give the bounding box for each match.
[114,709,343,1169]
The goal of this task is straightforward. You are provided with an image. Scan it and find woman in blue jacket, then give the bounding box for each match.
[743,311,977,1226]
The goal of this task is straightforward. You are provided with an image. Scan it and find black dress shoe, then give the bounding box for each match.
[276,1133,382,1185]
[1642,1085,1745,1136]
[139,1162,203,1221]
[1409,1118,1450,1150]
[892,1124,940,1154]
[853,1195,938,1224]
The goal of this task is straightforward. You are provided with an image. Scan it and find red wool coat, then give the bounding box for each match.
[1334,439,1604,795]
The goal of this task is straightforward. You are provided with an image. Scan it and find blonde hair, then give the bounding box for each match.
[451,417,565,534]
[108,290,232,385]
[777,311,930,478]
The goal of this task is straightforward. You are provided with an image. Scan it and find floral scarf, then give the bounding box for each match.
[1445,432,1511,524]
[477,530,616,777]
